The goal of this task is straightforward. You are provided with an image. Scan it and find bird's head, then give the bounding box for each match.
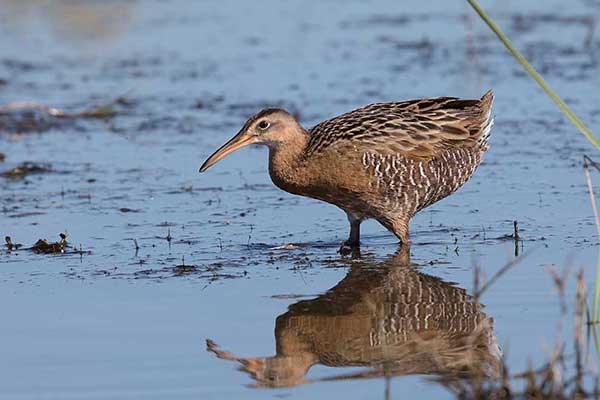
[199,108,304,172]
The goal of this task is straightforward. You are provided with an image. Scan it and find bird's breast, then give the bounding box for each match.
[268,156,313,197]
[268,148,374,206]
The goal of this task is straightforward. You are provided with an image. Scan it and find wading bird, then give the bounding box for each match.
[206,248,500,387]
[200,91,493,248]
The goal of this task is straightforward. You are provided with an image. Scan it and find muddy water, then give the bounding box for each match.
[1,0,600,398]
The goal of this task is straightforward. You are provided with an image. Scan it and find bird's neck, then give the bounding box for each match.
[267,130,310,194]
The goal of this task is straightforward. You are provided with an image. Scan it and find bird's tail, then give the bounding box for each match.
[476,90,494,152]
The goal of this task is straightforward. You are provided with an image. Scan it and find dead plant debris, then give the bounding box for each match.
[5,236,22,251]
[0,97,126,119]
[174,256,197,274]
[119,207,140,213]
[31,233,68,254]
[4,233,75,255]
[0,93,131,134]
[269,244,302,251]
[1,162,51,179]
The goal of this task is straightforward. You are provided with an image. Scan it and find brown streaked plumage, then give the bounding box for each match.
[200,91,494,247]
[206,249,500,388]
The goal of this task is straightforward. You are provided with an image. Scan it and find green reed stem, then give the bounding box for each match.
[465,0,600,151]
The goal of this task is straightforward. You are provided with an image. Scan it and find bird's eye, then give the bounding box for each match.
[257,120,270,130]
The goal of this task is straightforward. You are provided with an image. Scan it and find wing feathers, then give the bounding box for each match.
[306,91,493,159]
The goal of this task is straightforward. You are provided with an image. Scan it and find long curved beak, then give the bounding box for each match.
[199,131,257,172]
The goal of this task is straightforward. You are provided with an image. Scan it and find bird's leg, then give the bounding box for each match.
[393,220,411,248]
[379,216,411,248]
[348,217,361,246]
[339,213,362,253]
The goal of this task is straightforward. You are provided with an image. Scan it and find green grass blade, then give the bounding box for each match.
[465,0,600,151]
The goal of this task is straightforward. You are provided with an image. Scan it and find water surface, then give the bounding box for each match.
[1,0,599,398]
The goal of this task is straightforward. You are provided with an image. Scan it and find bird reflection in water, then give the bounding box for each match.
[206,248,501,388]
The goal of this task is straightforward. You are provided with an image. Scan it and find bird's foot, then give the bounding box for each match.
[338,239,360,256]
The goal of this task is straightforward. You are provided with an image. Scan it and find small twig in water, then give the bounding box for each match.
[585,155,600,173]
[247,225,253,249]
[174,255,197,274]
[583,155,600,324]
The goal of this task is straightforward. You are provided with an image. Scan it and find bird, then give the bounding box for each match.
[199,91,493,248]
[206,248,500,387]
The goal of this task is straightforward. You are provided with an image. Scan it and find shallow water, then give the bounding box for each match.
[1,0,600,398]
